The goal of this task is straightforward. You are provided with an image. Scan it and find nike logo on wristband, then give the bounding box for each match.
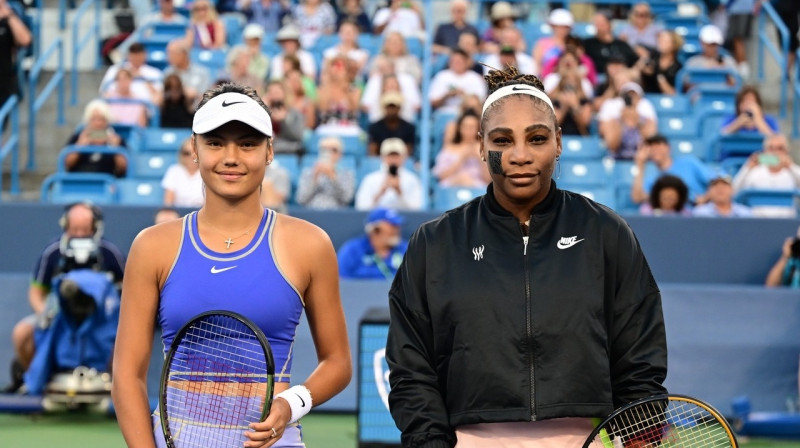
[295,393,306,407]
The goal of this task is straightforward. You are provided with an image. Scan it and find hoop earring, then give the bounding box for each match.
[555,157,561,180]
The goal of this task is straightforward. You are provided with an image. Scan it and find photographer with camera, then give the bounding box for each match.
[598,81,658,160]
[4,203,125,393]
[766,227,800,288]
[720,85,779,137]
[337,207,408,280]
[355,137,423,211]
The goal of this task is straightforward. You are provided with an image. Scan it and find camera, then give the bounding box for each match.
[388,164,399,176]
[791,238,800,259]
[623,92,634,107]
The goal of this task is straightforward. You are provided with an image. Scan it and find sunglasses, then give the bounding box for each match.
[767,145,788,151]
[180,151,192,156]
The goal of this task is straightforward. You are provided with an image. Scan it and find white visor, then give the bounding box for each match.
[192,92,273,137]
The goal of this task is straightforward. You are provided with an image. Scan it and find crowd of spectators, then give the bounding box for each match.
[33,0,800,222]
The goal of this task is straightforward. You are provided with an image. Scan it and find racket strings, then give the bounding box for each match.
[591,398,735,447]
[163,315,273,447]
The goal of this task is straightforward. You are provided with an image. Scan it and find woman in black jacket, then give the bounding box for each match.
[385,65,668,448]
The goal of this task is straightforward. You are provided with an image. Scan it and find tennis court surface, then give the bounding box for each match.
[1,411,799,447]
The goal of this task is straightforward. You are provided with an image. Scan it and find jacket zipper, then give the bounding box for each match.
[522,223,535,421]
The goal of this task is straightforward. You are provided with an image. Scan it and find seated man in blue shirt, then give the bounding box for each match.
[337,207,408,280]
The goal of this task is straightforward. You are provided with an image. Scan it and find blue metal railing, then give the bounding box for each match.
[27,37,66,171]
[0,95,21,197]
[756,1,789,118]
[794,49,800,139]
[71,0,102,106]
[418,0,434,209]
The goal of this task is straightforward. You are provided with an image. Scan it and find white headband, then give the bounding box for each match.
[481,84,555,117]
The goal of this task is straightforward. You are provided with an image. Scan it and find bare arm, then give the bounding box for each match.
[28,284,47,315]
[631,146,650,204]
[111,228,165,448]
[766,237,793,287]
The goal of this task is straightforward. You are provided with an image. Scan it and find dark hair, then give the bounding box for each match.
[482,65,554,128]
[734,85,763,115]
[451,47,470,59]
[452,110,480,144]
[195,82,270,115]
[643,134,669,147]
[648,174,689,212]
[128,42,145,53]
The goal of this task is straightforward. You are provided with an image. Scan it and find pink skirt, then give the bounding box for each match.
[455,418,594,448]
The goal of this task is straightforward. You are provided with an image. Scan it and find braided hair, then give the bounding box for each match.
[481,65,556,129]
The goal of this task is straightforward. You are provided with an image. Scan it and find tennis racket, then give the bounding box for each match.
[583,394,738,448]
[159,310,275,448]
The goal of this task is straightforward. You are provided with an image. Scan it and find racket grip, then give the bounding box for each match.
[275,385,313,423]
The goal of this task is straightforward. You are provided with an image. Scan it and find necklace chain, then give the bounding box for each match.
[199,211,260,249]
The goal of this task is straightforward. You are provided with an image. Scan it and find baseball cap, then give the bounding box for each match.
[380,91,404,107]
[365,207,404,227]
[548,8,575,27]
[276,24,301,42]
[620,81,644,97]
[490,1,514,20]
[699,24,724,45]
[192,92,273,137]
[709,174,732,186]
[243,23,264,40]
[380,138,407,156]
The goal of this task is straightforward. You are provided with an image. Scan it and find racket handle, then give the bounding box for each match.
[276,385,313,423]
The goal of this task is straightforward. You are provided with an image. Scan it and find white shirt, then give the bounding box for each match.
[597,97,657,123]
[482,52,537,77]
[355,167,424,211]
[161,164,205,208]
[428,69,487,114]
[269,50,317,80]
[100,62,164,101]
[361,72,421,123]
[732,163,800,218]
[542,73,594,99]
[373,7,424,39]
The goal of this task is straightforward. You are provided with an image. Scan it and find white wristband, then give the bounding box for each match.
[276,385,313,423]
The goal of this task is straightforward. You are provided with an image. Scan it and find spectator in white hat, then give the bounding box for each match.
[597,81,657,159]
[269,23,318,80]
[355,138,423,211]
[481,1,518,54]
[532,8,574,71]
[238,23,270,81]
[685,24,737,71]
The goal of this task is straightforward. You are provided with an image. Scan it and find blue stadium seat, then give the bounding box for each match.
[191,48,227,75]
[658,115,699,139]
[221,12,246,47]
[357,34,379,55]
[669,137,709,161]
[716,133,764,160]
[558,160,610,186]
[117,178,164,206]
[647,94,691,115]
[432,185,483,211]
[305,133,367,157]
[431,110,457,156]
[735,189,800,213]
[132,152,176,179]
[40,173,118,205]
[146,22,188,40]
[690,84,737,113]
[720,156,748,176]
[142,128,192,153]
[560,136,605,160]
[675,67,742,93]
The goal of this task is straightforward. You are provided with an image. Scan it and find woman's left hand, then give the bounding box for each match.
[244,397,292,447]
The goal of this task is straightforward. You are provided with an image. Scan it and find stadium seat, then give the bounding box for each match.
[669,137,709,161]
[305,133,367,157]
[647,93,691,116]
[142,128,192,153]
[734,189,800,213]
[560,136,605,160]
[40,173,118,205]
[432,185,483,211]
[147,22,188,40]
[720,156,748,176]
[558,160,610,186]
[675,67,742,93]
[131,152,176,179]
[191,48,227,76]
[690,84,737,113]
[221,12,246,47]
[716,133,764,161]
[117,178,164,206]
[431,110,457,156]
[658,115,699,139]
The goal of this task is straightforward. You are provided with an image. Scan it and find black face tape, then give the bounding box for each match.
[488,150,503,175]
